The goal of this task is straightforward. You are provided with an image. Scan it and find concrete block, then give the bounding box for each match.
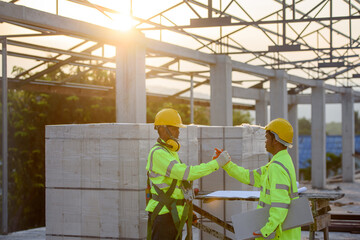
[224,138,242,152]
[179,127,188,140]
[62,139,81,188]
[117,123,144,139]
[224,126,245,138]
[99,191,119,238]
[45,139,63,188]
[62,190,81,236]
[81,139,100,188]
[62,124,83,139]
[81,190,100,237]
[188,139,199,165]
[187,125,198,139]
[99,139,119,189]
[47,237,63,240]
[201,167,224,192]
[46,189,64,236]
[45,125,65,139]
[198,126,224,139]
[81,124,101,139]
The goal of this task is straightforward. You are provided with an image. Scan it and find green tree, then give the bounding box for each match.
[233,109,253,125]
[326,152,342,177]
[298,117,311,135]
[355,111,360,134]
[0,66,116,232]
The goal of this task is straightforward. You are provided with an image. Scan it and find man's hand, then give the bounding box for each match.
[216,150,231,167]
[212,148,223,160]
[253,230,275,239]
[253,230,262,236]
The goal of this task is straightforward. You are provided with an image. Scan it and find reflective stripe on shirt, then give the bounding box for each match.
[150,147,163,172]
[183,167,190,180]
[249,171,255,186]
[153,182,180,190]
[271,202,290,209]
[166,160,177,177]
[149,171,162,178]
[276,184,290,191]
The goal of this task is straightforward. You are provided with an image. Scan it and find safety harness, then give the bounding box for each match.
[146,143,194,240]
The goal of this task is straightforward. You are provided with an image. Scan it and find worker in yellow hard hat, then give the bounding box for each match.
[145,108,229,240]
[219,118,301,240]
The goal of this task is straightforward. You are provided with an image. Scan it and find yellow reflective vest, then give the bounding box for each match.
[145,142,219,218]
[223,149,301,240]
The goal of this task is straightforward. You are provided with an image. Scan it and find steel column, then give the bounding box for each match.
[190,74,194,124]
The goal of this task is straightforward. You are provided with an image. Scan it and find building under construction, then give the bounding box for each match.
[1,0,360,239]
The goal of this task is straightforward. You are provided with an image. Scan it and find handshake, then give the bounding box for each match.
[212,148,231,167]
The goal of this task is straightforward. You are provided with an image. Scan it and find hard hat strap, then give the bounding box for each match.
[164,126,179,142]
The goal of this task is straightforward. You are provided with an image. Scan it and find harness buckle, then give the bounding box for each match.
[180,184,194,201]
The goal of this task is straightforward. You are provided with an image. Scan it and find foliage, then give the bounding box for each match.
[233,109,253,125]
[355,111,360,134]
[326,122,341,135]
[0,66,116,232]
[326,152,342,177]
[299,159,311,181]
[298,117,311,135]
[146,101,253,126]
[146,101,210,125]
[299,153,343,180]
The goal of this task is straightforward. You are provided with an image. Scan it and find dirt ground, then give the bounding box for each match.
[0,178,359,240]
[300,177,360,240]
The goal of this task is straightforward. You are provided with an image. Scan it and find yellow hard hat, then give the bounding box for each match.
[265,118,293,144]
[154,108,186,128]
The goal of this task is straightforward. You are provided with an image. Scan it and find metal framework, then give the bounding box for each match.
[0,0,359,100]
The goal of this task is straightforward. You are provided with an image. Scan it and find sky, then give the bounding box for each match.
[1,0,360,123]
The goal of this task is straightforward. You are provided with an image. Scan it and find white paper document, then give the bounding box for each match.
[205,187,307,199]
[205,190,260,199]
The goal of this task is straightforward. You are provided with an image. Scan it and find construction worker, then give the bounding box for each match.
[220,118,301,239]
[145,108,229,240]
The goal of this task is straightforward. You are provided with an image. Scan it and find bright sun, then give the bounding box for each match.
[110,13,135,32]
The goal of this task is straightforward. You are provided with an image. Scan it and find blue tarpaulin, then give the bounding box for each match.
[298,135,360,169]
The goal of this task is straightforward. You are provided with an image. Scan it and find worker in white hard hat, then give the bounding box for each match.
[145,108,230,240]
[219,118,301,240]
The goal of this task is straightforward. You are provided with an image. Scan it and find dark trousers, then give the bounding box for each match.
[149,212,179,240]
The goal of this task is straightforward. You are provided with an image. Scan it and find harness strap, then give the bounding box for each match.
[147,143,193,240]
[152,179,179,226]
[175,200,193,240]
[152,195,185,205]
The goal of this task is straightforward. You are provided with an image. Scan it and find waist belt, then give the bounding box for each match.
[152,194,185,206]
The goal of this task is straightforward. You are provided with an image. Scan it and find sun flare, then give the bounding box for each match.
[110,13,135,32]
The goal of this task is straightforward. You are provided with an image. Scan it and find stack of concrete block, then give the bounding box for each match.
[46,123,198,240]
[197,124,268,240]
[46,123,265,240]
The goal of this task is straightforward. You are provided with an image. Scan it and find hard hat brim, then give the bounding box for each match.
[177,123,186,128]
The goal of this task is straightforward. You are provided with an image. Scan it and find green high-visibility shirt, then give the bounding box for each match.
[146,142,219,218]
[223,149,301,240]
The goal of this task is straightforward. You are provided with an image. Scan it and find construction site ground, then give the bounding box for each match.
[0,177,359,240]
